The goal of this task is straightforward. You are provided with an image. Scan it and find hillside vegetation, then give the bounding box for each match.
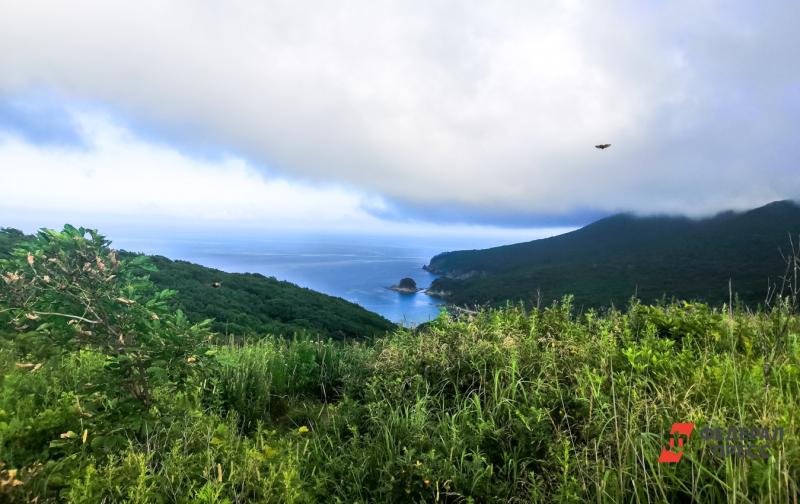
[0,227,394,339]
[0,229,26,260]
[0,225,798,502]
[427,200,800,310]
[139,254,395,339]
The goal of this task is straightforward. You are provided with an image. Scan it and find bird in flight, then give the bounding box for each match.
[595,144,611,149]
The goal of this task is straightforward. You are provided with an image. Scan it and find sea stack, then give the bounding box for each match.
[388,277,422,293]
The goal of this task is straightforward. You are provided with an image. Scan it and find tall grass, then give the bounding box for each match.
[297,299,799,502]
[205,335,374,431]
[1,299,798,502]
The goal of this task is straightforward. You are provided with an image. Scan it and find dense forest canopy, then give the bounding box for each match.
[0,227,394,339]
[139,254,395,338]
[427,200,800,309]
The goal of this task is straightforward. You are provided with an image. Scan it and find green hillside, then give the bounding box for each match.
[0,226,797,501]
[0,228,26,259]
[0,227,394,339]
[427,200,800,309]
[141,254,395,338]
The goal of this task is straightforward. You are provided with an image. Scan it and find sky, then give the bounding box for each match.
[1,1,799,237]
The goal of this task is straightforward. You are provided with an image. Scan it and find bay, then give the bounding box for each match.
[111,231,553,325]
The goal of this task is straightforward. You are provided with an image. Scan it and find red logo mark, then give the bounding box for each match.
[658,422,695,463]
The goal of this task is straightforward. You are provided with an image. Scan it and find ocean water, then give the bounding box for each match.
[110,231,557,325]
[112,234,457,325]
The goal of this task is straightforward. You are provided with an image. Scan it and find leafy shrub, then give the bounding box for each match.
[0,225,211,409]
[1,228,799,502]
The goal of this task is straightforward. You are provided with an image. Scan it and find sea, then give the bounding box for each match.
[110,230,563,325]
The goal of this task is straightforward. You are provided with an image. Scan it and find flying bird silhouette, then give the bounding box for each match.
[595,144,611,149]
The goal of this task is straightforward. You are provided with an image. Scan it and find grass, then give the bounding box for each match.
[1,298,799,502]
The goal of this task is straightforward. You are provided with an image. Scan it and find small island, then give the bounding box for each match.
[387,277,423,293]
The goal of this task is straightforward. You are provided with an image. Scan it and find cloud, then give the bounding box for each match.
[0,93,84,146]
[0,1,798,220]
[0,108,572,243]
[0,109,383,229]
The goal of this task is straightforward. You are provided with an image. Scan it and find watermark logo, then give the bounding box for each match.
[658,422,695,463]
[657,422,783,463]
[700,426,783,459]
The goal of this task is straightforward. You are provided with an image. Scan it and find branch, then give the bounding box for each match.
[31,311,101,324]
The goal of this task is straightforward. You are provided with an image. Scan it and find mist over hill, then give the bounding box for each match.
[426,200,800,309]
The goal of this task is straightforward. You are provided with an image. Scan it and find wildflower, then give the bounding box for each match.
[187,356,197,363]
[0,467,23,488]
[298,425,309,434]
[2,272,21,284]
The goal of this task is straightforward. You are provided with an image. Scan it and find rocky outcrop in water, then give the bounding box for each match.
[388,277,422,293]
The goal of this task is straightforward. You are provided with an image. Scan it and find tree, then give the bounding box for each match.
[0,225,211,408]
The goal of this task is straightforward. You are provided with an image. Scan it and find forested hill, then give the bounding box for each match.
[0,228,394,338]
[426,200,800,309]
[141,254,395,338]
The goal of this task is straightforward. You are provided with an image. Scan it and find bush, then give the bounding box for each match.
[1,229,799,501]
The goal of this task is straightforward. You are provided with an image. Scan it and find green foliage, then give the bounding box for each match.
[0,225,210,408]
[0,227,394,340]
[1,226,799,502]
[206,335,368,431]
[0,225,213,499]
[427,200,800,310]
[140,254,395,339]
[0,228,25,260]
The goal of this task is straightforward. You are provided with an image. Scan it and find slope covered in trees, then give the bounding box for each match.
[141,254,395,338]
[0,227,394,339]
[0,227,797,501]
[426,200,800,309]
